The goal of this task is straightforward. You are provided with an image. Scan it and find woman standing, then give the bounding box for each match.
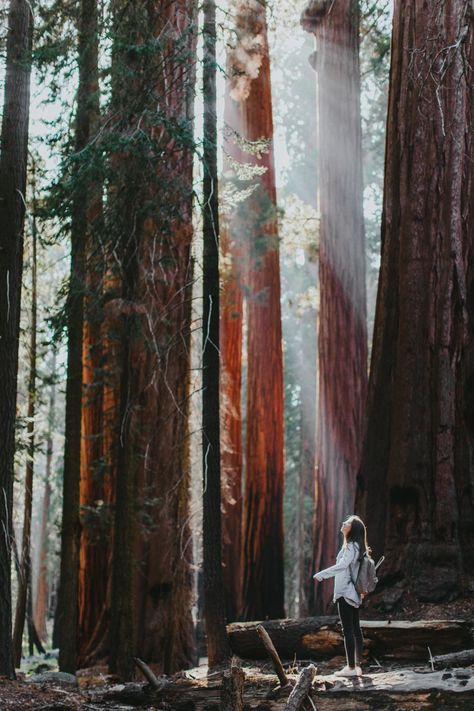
[313,515,369,677]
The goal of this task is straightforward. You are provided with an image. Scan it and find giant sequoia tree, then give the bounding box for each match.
[57,0,101,672]
[0,0,33,678]
[224,0,285,621]
[301,0,368,613]
[108,0,197,678]
[357,0,474,605]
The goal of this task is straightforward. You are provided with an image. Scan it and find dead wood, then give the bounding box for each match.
[122,666,474,710]
[284,664,316,711]
[220,656,245,711]
[257,625,290,686]
[228,617,474,661]
[89,681,155,705]
[133,656,166,690]
[432,648,474,669]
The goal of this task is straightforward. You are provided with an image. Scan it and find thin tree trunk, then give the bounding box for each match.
[33,355,57,643]
[297,300,317,618]
[356,0,474,605]
[232,0,285,621]
[0,0,33,678]
[202,0,231,667]
[12,168,38,668]
[302,0,368,614]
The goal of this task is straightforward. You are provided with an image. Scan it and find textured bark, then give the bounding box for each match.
[231,0,285,621]
[227,617,473,661]
[302,0,368,614]
[108,0,197,677]
[220,658,245,711]
[285,664,316,711]
[0,0,33,679]
[220,106,244,624]
[13,187,38,668]
[76,0,107,663]
[57,0,102,672]
[356,0,474,605]
[202,0,231,668]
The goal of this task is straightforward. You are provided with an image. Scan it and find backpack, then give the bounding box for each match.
[352,554,384,596]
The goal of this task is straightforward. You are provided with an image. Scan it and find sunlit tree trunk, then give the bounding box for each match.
[13,176,38,668]
[108,0,197,677]
[302,0,368,614]
[230,0,285,621]
[219,68,245,626]
[57,0,102,672]
[356,0,474,606]
[34,355,57,643]
[0,0,33,679]
[76,0,106,663]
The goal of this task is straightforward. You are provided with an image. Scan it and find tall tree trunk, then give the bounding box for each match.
[232,0,285,621]
[297,304,317,618]
[108,0,197,677]
[76,0,106,663]
[12,170,38,668]
[356,0,474,606]
[301,0,368,614]
[57,0,101,672]
[0,0,33,679]
[219,61,246,628]
[202,0,231,667]
[34,355,57,643]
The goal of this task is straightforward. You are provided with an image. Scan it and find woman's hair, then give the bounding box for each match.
[343,515,371,559]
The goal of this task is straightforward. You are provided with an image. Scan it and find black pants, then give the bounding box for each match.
[337,597,363,667]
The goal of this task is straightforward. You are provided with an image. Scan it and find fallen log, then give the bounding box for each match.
[100,666,474,710]
[227,617,474,661]
[432,648,474,670]
[284,664,316,711]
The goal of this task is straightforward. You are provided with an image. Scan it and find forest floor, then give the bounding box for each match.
[2,596,474,710]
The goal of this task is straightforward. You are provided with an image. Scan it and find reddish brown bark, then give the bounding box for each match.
[302,0,368,614]
[76,10,105,649]
[57,0,102,672]
[78,238,107,661]
[356,0,474,606]
[229,0,285,621]
[108,0,197,677]
[219,62,247,624]
[220,241,243,622]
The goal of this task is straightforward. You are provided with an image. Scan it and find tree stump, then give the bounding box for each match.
[220,657,245,711]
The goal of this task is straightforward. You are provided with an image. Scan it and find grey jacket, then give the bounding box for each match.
[313,542,361,607]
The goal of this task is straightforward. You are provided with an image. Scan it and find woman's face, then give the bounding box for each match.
[341,519,352,536]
